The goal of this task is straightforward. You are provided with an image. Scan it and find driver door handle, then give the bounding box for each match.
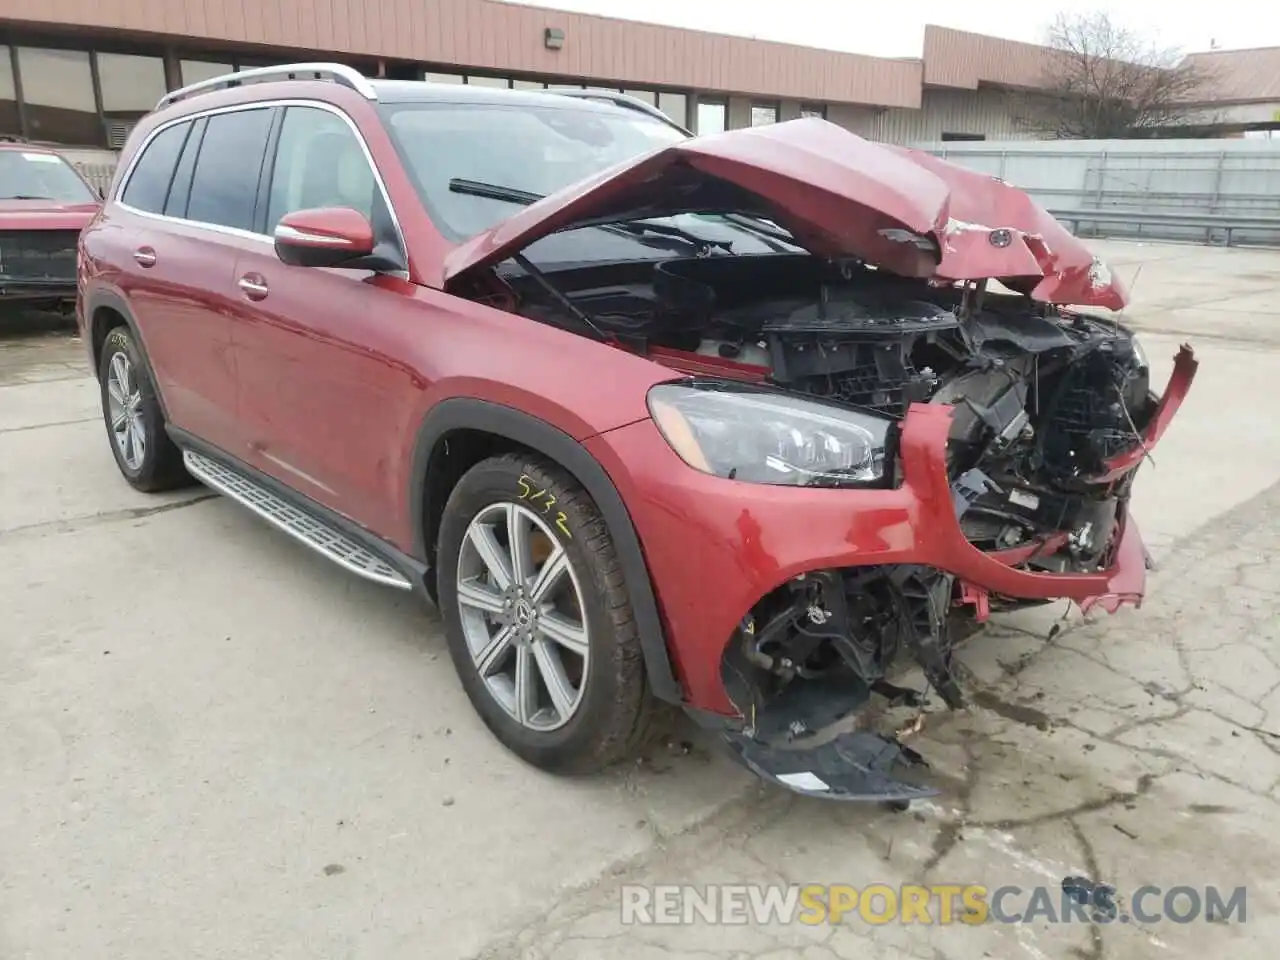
[133,247,157,267]
[237,274,269,301]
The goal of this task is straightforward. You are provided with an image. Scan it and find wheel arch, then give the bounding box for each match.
[84,288,170,419]
[410,398,683,704]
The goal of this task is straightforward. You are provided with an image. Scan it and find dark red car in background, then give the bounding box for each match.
[0,138,100,314]
[77,64,1195,802]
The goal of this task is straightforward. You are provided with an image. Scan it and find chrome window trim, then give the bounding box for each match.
[114,99,408,268]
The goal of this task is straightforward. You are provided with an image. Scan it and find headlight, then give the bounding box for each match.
[1129,333,1148,370]
[647,380,892,487]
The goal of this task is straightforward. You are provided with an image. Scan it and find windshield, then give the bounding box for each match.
[380,101,688,239]
[0,150,96,203]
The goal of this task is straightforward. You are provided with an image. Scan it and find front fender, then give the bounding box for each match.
[407,397,682,704]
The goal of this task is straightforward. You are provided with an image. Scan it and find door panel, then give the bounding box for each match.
[228,103,417,536]
[231,253,420,535]
[102,115,245,452]
[115,219,243,454]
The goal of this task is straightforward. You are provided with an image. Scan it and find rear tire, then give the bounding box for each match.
[436,453,655,774]
[98,326,189,492]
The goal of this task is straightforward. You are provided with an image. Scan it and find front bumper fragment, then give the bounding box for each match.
[724,728,936,802]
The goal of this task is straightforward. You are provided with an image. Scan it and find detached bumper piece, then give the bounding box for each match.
[724,729,936,802]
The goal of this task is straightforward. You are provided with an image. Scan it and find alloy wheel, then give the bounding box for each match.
[455,502,590,732]
[106,351,146,471]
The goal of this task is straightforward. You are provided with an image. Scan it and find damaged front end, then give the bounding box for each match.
[439,115,1197,801]
[708,321,1196,801]
[625,267,1194,801]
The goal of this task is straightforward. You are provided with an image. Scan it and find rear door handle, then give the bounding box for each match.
[133,247,157,267]
[237,274,269,301]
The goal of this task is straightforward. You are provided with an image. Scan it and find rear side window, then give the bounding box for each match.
[186,107,273,232]
[164,116,206,219]
[120,121,190,213]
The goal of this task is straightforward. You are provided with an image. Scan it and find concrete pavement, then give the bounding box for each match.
[2,238,1280,960]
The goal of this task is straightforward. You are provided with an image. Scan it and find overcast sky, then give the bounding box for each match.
[515,0,1278,58]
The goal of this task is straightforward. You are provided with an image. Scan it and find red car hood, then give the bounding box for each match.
[883,145,1128,310]
[442,118,1127,310]
[0,200,99,232]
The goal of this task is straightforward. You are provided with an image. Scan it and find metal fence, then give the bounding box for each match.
[913,139,1280,245]
[73,162,116,196]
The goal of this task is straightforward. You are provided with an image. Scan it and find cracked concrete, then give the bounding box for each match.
[482,483,1280,959]
[2,239,1280,960]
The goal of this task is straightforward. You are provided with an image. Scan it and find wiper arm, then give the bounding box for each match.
[719,212,797,250]
[598,217,734,256]
[449,178,543,205]
[2,194,55,200]
[447,178,732,256]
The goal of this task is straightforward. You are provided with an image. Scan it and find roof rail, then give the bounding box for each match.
[551,89,691,134]
[156,62,377,111]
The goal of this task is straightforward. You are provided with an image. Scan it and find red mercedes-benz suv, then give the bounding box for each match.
[78,64,1195,801]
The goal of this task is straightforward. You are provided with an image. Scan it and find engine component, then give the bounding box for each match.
[695,338,771,367]
[1041,343,1151,477]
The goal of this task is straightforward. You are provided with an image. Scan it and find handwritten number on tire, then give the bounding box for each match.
[517,474,572,539]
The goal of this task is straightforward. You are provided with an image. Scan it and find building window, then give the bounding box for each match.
[750,103,779,127]
[180,60,234,86]
[466,75,510,88]
[940,132,985,142]
[424,72,464,85]
[657,92,688,129]
[384,63,422,81]
[0,46,18,138]
[16,47,100,146]
[622,89,657,105]
[696,99,726,135]
[98,53,166,114]
[800,103,826,120]
[512,79,546,90]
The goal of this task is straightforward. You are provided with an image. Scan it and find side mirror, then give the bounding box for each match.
[274,207,375,269]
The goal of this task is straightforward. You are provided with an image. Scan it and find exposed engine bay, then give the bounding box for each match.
[511,251,1154,552]
[496,248,1159,794]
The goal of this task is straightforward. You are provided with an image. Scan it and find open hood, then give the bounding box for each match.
[441,118,1127,309]
[882,146,1129,310]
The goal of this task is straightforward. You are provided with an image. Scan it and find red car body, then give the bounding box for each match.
[0,141,99,309]
[78,72,1194,799]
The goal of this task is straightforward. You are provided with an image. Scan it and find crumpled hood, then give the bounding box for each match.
[882,145,1128,310]
[442,118,1127,309]
[0,200,99,232]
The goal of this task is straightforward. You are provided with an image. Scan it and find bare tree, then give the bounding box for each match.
[1012,12,1219,139]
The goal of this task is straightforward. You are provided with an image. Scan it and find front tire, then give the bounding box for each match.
[98,326,188,492]
[436,453,654,773]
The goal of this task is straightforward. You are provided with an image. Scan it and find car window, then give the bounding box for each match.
[379,102,687,239]
[164,117,205,219]
[119,121,190,214]
[266,105,378,231]
[0,149,98,204]
[186,107,273,232]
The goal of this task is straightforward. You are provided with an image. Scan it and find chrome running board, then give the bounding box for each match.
[182,449,412,591]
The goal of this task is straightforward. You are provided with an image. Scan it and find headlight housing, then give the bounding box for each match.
[647,380,894,487]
